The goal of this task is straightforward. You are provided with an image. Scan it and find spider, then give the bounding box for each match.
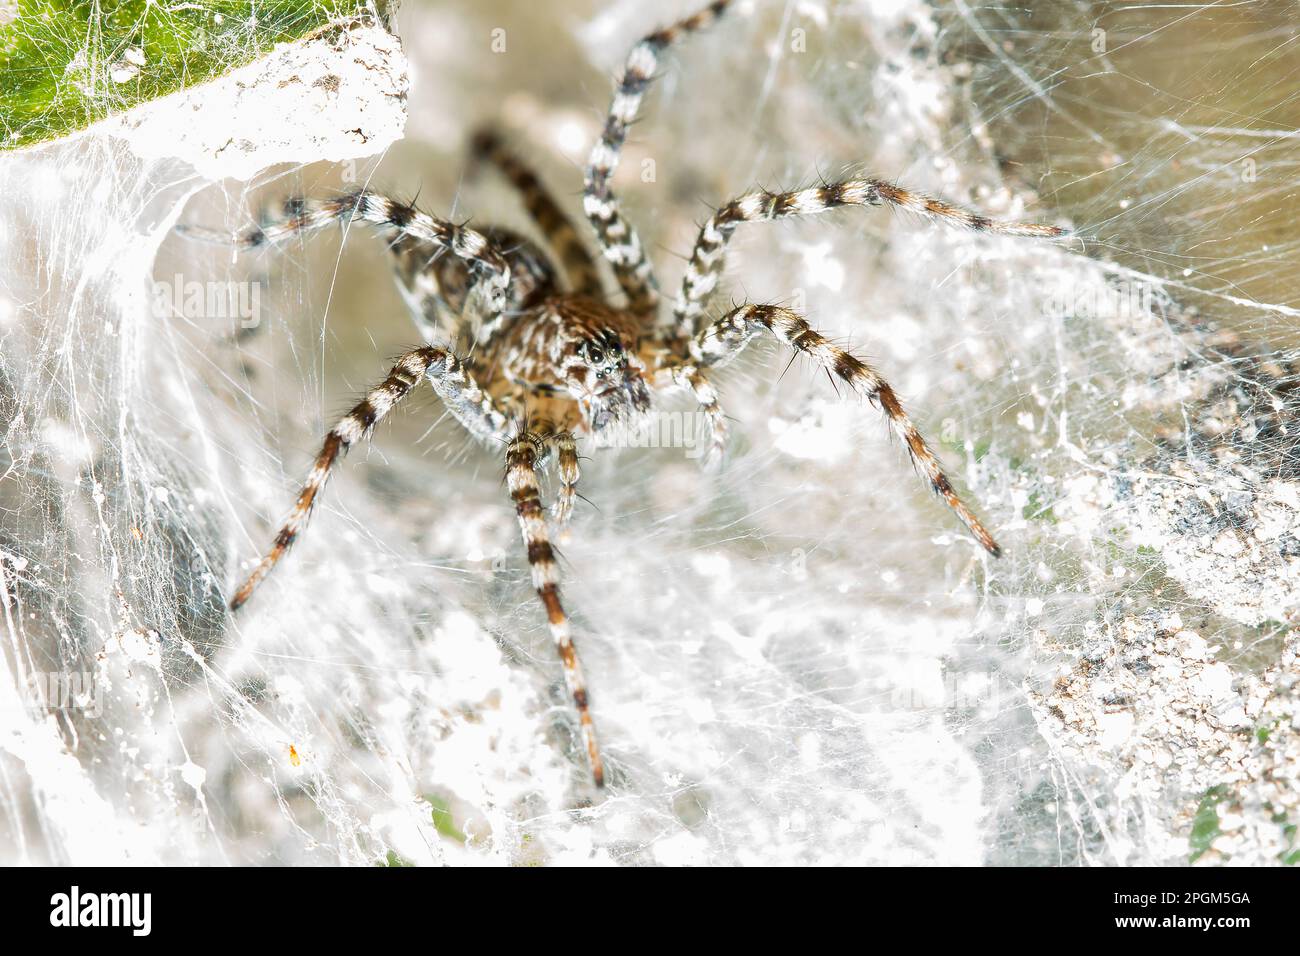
[186,0,1066,788]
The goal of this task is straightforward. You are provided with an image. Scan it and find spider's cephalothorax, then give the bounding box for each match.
[501,296,652,433]
[191,0,1067,789]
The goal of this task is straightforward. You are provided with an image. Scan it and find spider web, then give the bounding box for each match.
[1,0,1297,866]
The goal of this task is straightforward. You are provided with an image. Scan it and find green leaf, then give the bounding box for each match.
[0,0,383,149]
[1188,785,1229,863]
[427,794,468,844]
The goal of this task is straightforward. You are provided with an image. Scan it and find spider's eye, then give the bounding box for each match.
[584,344,604,365]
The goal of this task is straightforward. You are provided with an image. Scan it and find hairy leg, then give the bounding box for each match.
[695,303,1001,555]
[470,130,605,299]
[505,431,604,787]
[178,191,516,346]
[583,0,731,316]
[672,179,1068,339]
[229,347,510,610]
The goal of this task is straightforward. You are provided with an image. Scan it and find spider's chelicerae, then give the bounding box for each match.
[191,0,1066,788]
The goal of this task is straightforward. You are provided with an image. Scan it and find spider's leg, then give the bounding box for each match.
[545,430,582,526]
[506,430,604,787]
[583,0,732,316]
[229,347,510,610]
[470,129,605,299]
[671,179,1068,341]
[177,192,517,346]
[695,303,1001,556]
[388,236,453,344]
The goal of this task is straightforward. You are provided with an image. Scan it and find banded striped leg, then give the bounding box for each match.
[583,0,732,315]
[506,433,604,786]
[672,179,1068,339]
[549,431,582,526]
[696,304,1002,556]
[178,191,516,345]
[470,130,605,298]
[230,348,510,611]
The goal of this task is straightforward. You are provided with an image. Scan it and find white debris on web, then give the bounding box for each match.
[1031,614,1298,866]
[2,0,1297,867]
[101,18,409,180]
[1125,460,1300,628]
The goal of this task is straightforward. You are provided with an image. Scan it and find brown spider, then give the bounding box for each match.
[187,0,1066,788]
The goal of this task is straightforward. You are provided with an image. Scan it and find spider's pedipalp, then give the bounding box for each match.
[549,431,582,526]
[657,363,728,468]
[506,432,604,787]
[672,179,1067,339]
[470,129,606,299]
[694,304,1002,556]
[583,0,732,316]
[229,347,510,611]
